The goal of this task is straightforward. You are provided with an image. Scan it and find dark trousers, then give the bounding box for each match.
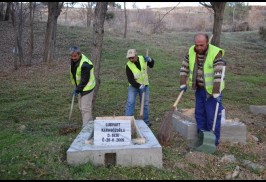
[195,88,224,145]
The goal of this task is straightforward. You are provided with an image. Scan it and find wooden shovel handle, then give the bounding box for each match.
[140,92,145,117]
[172,90,184,110]
[212,66,226,132]
[69,94,75,121]
[140,49,149,117]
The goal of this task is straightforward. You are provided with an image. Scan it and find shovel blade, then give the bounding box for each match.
[195,131,216,154]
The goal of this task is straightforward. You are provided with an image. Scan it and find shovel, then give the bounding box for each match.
[140,49,149,118]
[195,66,226,153]
[59,94,80,135]
[157,90,184,146]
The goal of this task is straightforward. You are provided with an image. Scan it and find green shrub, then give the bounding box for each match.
[106,12,114,21]
[258,26,266,41]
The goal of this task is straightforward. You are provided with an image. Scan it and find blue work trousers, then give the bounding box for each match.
[125,85,150,124]
[195,88,224,145]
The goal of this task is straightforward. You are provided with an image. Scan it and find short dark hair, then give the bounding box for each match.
[194,33,209,42]
[69,46,81,54]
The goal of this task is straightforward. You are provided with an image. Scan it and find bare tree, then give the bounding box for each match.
[62,2,75,24]
[152,2,180,34]
[0,2,4,21]
[132,2,137,9]
[90,2,108,107]
[4,2,11,21]
[28,2,36,66]
[43,2,64,63]
[123,2,127,38]
[64,2,69,24]
[78,2,95,28]
[200,2,227,47]
[10,2,25,69]
[87,2,94,27]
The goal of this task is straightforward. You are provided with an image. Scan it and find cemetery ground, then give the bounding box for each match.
[0,21,265,179]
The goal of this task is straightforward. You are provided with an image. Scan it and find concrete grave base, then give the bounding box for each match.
[67,116,162,168]
[172,108,247,147]
[249,105,266,115]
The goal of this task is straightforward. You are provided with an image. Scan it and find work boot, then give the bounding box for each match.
[145,121,152,127]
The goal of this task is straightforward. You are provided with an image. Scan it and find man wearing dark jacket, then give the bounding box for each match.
[125,49,155,127]
[70,46,96,128]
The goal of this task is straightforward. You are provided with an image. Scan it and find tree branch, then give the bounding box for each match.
[152,2,180,33]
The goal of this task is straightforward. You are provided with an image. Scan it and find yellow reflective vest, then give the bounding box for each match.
[126,55,149,86]
[188,44,225,94]
[70,54,96,91]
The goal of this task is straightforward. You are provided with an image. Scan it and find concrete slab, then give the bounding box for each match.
[172,110,197,141]
[67,119,162,168]
[172,109,247,147]
[249,105,266,115]
[220,120,247,144]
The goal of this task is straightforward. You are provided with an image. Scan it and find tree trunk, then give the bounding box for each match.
[90,2,108,107]
[0,2,3,21]
[10,2,24,69]
[123,2,127,38]
[86,2,92,27]
[17,2,24,66]
[28,2,36,66]
[64,2,68,24]
[4,2,11,21]
[210,2,226,47]
[43,2,63,63]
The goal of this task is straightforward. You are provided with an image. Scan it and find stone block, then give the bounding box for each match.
[172,109,247,145]
[67,118,162,168]
[249,105,266,115]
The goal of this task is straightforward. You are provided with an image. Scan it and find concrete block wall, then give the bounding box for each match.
[172,109,247,145]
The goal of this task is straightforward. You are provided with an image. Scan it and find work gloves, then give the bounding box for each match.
[213,93,222,103]
[144,56,152,62]
[179,84,187,92]
[72,87,79,96]
[139,84,146,92]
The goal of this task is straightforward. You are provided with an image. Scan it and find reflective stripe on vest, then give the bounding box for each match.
[126,55,149,85]
[188,44,225,94]
[70,54,96,91]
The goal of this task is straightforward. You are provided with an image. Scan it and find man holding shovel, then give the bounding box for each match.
[69,46,96,128]
[179,33,226,146]
[125,49,155,127]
